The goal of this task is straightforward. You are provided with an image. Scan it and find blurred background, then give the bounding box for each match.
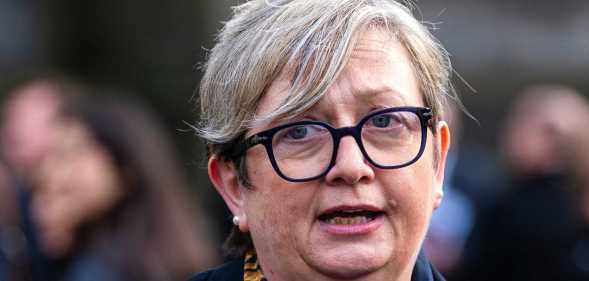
[0,0,588,280]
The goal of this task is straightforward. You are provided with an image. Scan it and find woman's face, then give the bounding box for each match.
[1,83,61,173]
[32,120,124,257]
[211,29,449,281]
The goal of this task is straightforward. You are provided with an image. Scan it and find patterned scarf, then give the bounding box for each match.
[243,251,267,281]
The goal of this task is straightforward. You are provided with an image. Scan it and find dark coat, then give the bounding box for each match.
[459,174,589,281]
[188,250,445,281]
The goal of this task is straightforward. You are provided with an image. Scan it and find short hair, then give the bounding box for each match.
[197,0,456,258]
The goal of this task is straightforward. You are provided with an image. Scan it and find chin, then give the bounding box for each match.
[305,244,391,279]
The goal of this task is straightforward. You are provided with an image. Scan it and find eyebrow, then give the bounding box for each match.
[287,87,407,125]
[309,86,408,113]
[258,86,409,133]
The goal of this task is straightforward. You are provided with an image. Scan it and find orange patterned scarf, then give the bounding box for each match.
[243,251,267,281]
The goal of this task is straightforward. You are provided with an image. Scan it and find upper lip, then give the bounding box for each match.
[318,204,383,217]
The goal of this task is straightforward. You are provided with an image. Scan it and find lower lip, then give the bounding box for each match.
[318,215,384,235]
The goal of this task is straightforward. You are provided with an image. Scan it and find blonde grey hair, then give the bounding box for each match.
[197,0,456,155]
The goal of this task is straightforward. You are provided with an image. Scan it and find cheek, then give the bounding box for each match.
[35,193,76,231]
[71,155,123,222]
[245,193,298,266]
[244,154,319,255]
[247,195,298,250]
[33,192,79,256]
[380,150,437,226]
[382,166,434,211]
[410,155,438,210]
[244,181,313,246]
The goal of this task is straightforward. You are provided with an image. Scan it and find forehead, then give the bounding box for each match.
[321,29,419,104]
[5,84,60,118]
[256,28,421,121]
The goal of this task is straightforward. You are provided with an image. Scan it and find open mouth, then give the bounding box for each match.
[318,209,383,225]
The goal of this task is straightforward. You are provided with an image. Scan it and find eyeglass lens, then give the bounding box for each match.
[270,110,422,180]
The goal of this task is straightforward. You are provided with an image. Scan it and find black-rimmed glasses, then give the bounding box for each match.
[228,106,433,182]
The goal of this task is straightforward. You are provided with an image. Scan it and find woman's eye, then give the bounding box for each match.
[371,115,392,128]
[286,126,308,139]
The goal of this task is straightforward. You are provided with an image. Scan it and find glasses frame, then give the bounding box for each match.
[228,106,433,182]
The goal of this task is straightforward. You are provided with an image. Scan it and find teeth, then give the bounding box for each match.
[327,216,370,225]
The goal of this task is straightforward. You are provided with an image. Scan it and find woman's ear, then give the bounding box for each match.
[433,121,451,210]
[208,156,249,232]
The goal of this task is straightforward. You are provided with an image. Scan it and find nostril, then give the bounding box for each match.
[324,138,375,185]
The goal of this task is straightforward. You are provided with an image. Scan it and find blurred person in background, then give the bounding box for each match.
[0,73,80,281]
[461,84,589,281]
[1,74,78,176]
[0,157,25,280]
[0,248,5,281]
[571,111,589,275]
[1,159,13,281]
[31,94,219,281]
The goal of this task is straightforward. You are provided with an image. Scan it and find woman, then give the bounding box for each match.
[460,85,589,281]
[0,74,83,281]
[32,95,218,281]
[192,0,454,280]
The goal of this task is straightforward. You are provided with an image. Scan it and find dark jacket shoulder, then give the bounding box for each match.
[187,259,243,281]
[412,250,446,281]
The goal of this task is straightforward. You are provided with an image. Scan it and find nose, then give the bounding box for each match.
[324,135,375,185]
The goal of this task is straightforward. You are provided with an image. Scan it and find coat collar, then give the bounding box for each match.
[411,249,446,281]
